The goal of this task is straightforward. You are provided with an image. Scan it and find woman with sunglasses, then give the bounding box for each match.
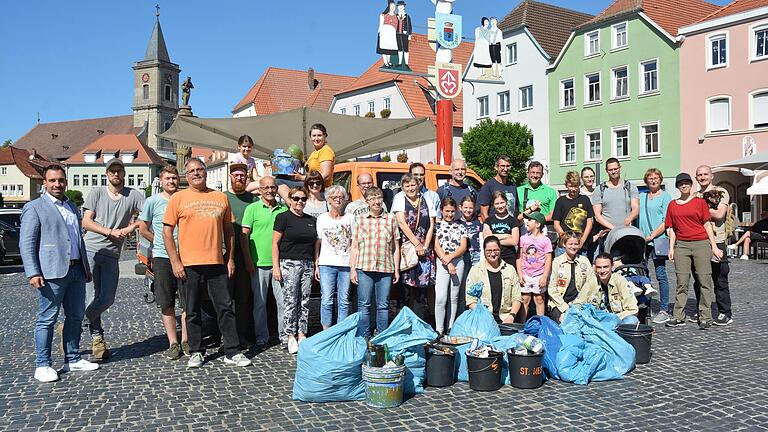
[314,185,353,330]
[664,173,722,330]
[465,236,522,323]
[303,170,329,219]
[272,187,317,354]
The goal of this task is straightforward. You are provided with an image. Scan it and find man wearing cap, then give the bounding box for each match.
[225,163,257,349]
[81,158,145,361]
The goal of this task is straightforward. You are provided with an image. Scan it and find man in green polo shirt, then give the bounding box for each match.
[242,176,288,349]
[517,161,558,223]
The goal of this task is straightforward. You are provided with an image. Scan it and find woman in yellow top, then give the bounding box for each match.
[277,123,336,202]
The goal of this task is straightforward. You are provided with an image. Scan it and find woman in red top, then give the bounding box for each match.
[664,173,723,329]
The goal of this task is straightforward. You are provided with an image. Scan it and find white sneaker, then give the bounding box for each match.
[643,285,658,296]
[34,366,59,383]
[740,255,749,260]
[223,353,252,367]
[62,359,100,372]
[187,352,204,368]
[627,282,643,296]
[287,338,299,355]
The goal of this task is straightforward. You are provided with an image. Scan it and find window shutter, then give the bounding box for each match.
[709,99,730,132]
[754,93,768,127]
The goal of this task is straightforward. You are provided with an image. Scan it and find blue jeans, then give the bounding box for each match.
[319,265,351,328]
[620,315,640,326]
[35,264,86,367]
[252,266,284,345]
[84,250,120,337]
[356,270,392,338]
[646,246,670,312]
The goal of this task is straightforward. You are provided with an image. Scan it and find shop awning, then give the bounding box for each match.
[157,107,436,160]
[716,151,768,171]
[747,176,768,195]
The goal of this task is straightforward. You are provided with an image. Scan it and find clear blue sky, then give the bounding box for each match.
[0,0,729,143]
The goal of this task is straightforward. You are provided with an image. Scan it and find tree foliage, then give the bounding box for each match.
[460,119,534,183]
[64,190,84,207]
[1,139,11,149]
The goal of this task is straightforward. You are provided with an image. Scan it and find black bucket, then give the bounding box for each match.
[507,350,544,389]
[466,351,504,391]
[425,344,457,387]
[498,323,524,336]
[616,324,654,364]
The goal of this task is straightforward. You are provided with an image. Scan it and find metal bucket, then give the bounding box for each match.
[362,364,407,408]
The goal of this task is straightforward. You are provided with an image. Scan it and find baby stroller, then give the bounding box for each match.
[604,226,655,324]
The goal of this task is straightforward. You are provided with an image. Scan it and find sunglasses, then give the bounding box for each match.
[291,196,308,202]
[308,181,322,187]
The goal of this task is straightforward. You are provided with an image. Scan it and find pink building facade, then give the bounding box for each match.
[680,4,768,221]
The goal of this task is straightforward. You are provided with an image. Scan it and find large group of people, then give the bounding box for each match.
[20,123,742,381]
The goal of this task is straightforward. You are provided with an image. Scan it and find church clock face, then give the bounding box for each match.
[141,73,150,83]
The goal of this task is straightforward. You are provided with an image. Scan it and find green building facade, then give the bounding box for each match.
[547,16,681,187]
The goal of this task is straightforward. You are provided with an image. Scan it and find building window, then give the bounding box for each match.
[507,42,518,65]
[91,175,98,186]
[0,167,6,175]
[143,84,149,100]
[9,185,16,196]
[753,91,768,128]
[640,59,658,94]
[164,122,171,132]
[73,175,80,186]
[585,130,602,161]
[101,174,107,186]
[561,78,575,108]
[709,34,727,68]
[368,101,375,114]
[383,97,391,110]
[613,22,628,49]
[17,184,23,196]
[353,104,361,116]
[585,73,601,104]
[340,107,346,115]
[128,174,135,187]
[586,30,600,56]
[708,97,731,133]
[164,85,172,101]
[519,86,533,110]
[0,185,6,194]
[612,66,628,99]
[641,122,660,155]
[137,174,145,188]
[497,91,510,114]
[562,134,576,164]
[477,96,489,118]
[755,26,768,60]
[613,127,629,158]
[82,175,89,186]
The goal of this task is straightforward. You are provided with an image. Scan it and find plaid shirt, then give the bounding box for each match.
[353,212,400,273]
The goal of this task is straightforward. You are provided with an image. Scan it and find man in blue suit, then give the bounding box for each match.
[21,164,99,382]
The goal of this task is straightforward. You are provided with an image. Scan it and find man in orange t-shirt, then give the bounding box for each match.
[163,158,251,369]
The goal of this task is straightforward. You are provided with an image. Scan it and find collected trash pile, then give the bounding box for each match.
[293,302,652,407]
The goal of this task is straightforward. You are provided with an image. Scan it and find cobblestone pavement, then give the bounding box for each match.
[0,259,766,431]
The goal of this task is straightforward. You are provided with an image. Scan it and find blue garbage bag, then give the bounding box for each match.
[371,307,438,395]
[292,312,367,402]
[523,315,563,380]
[556,304,636,385]
[450,305,500,341]
[450,306,500,381]
[490,335,519,385]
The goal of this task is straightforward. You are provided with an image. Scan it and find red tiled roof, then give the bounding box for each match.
[499,0,593,59]
[233,67,357,114]
[13,115,135,161]
[697,0,768,22]
[65,134,166,166]
[578,0,721,36]
[0,146,49,179]
[191,147,228,163]
[336,34,473,127]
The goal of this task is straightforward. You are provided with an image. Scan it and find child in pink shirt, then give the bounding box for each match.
[516,211,553,321]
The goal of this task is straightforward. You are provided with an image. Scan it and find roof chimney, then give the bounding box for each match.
[308,68,317,90]
[97,129,104,135]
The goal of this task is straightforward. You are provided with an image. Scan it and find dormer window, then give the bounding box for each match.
[84,151,100,164]
[120,150,137,164]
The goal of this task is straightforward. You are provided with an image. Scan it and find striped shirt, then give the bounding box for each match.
[353,212,400,273]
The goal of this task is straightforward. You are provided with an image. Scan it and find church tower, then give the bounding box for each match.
[133,8,180,158]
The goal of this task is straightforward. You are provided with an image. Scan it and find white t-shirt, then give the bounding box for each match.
[391,190,439,217]
[316,212,354,267]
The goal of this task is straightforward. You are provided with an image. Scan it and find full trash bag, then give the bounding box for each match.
[292,312,367,402]
[490,335,520,385]
[556,304,636,385]
[523,315,564,380]
[450,306,500,381]
[371,307,438,395]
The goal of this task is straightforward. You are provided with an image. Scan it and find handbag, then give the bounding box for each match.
[644,193,669,257]
[400,197,422,271]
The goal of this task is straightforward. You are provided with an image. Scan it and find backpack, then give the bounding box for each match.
[596,180,633,228]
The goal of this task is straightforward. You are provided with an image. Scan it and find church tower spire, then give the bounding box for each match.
[132,7,180,158]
